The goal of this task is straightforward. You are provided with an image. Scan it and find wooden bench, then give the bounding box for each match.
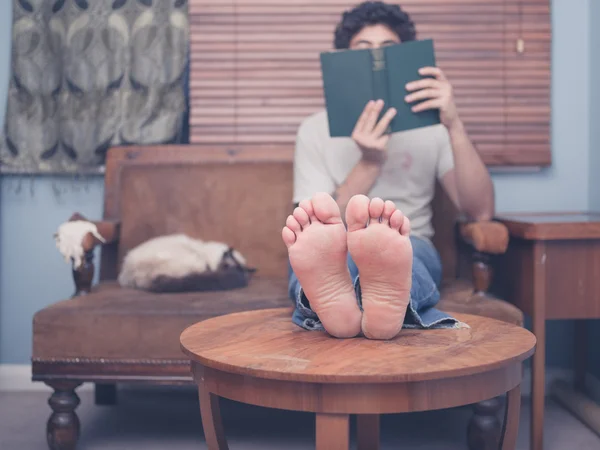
[32,145,523,450]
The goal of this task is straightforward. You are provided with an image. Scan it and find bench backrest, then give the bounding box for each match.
[99,145,459,282]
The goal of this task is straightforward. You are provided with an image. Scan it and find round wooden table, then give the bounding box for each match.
[180,309,535,450]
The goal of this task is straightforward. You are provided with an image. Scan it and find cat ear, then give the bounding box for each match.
[227,247,243,269]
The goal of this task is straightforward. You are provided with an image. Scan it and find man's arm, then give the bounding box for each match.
[441,121,495,221]
[406,67,494,221]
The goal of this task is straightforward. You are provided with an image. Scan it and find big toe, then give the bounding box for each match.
[311,192,342,225]
[345,195,370,232]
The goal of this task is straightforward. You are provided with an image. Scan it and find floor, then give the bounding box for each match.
[1,386,599,449]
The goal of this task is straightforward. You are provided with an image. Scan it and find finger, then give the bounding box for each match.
[374,135,390,149]
[405,88,440,104]
[418,66,446,80]
[412,98,443,113]
[372,107,397,137]
[405,78,439,92]
[364,99,384,132]
[354,100,374,134]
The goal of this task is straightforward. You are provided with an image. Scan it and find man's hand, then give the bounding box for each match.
[351,99,397,163]
[405,67,459,131]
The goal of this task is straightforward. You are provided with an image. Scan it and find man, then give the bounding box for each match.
[282,1,494,340]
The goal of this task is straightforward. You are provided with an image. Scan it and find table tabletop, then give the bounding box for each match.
[180,308,536,384]
[496,212,600,240]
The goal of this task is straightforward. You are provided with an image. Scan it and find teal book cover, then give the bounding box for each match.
[320,39,440,137]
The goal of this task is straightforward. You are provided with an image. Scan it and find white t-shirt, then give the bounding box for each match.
[293,110,455,239]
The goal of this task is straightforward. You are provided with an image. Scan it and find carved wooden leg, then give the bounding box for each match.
[467,397,503,450]
[472,252,493,295]
[316,413,349,450]
[499,384,522,450]
[46,381,82,450]
[357,414,379,450]
[94,383,117,406]
[198,383,228,450]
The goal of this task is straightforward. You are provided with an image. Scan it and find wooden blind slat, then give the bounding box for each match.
[191,59,550,71]
[189,0,551,166]
[191,0,544,5]
[190,97,549,109]
[190,49,551,60]
[190,86,549,96]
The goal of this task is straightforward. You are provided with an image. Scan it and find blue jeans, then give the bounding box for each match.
[288,236,459,331]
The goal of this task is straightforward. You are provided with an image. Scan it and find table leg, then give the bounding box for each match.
[467,398,503,450]
[531,241,546,450]
[357,414,379,450]
[499,384,522,450]
[198,383,229,450]
[531,316,545,450]
[316,413,349,450]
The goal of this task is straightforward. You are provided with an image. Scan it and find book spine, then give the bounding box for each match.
[371,47,391,133]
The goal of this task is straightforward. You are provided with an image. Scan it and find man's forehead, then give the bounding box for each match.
[350,24,401,46]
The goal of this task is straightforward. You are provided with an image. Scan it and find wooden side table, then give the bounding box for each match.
[180,308,535,450]
[496,212,600,450]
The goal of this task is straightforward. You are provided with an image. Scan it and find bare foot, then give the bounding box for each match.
[346,195,413,340]
[282,193,362,338]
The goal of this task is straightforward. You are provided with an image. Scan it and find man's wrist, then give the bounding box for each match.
[359,155,385,171]
[359,148,387,166]
[446,117,465,136]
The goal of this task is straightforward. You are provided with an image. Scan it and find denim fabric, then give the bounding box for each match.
[288,236,460,331]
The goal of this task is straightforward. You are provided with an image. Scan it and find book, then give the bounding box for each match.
[320,39,440,137]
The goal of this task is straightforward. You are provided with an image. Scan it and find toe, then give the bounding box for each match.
[286,215,302,233]
[293,206,310,229]
[390,210,411,235]
[346,195,370,232]
[299,199,315,219]
[381,200,396,225]
[400,215,411,236]
[369,198,385,222]
[282,227,297,248]
[389,209,405,231]
[312,192,342,225]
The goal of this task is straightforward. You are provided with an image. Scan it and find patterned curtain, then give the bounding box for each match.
[0,0,189,174]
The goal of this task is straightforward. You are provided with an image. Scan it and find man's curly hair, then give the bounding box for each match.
[334,2,417,49]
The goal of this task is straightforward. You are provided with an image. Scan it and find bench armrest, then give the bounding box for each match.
[459,221,509,255]
[457,220,509,295]
[68,213,120,252]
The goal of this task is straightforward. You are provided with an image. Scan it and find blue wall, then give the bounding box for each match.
[493,0,590,213]
[590,0,600,212]
[0,0,9,363]
[0,0,595,364]
[0,1,105,363]
[588,0,600,377]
